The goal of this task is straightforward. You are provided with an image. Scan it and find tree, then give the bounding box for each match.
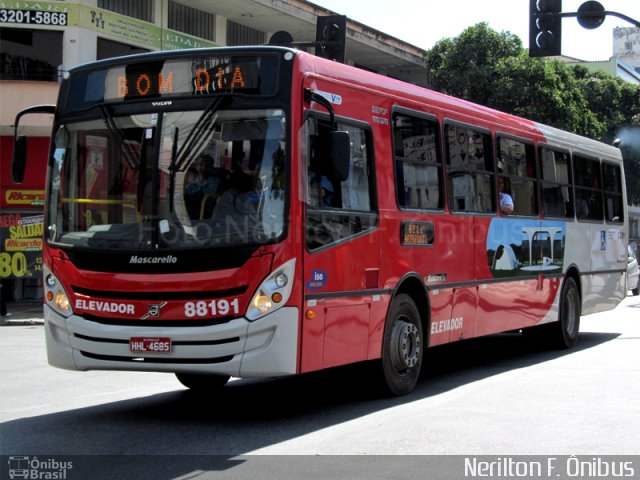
[574,66,640,143]
[424,22,640,204]
[490,55,603,138]
[425,22,522,106]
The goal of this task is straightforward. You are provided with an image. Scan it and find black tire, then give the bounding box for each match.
[632,286,639,296]
[523,276,581,349]
[380,293,423,396]
[549,276,581,349]
[175,373,230,391]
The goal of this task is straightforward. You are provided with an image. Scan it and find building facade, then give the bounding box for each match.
[614,26,640,70]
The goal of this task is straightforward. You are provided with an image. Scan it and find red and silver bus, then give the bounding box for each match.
[12,46,628,395]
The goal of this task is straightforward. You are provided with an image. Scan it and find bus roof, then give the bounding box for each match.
[292,49,621,161]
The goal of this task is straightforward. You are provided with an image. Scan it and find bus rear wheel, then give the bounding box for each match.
[380,293,423,396]
[555,276,581,348]
[175,373,230,391]
[525,276,581,349]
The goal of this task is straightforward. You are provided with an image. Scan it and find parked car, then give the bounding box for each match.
[628,245,639,296]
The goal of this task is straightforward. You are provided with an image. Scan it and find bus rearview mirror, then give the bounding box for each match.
[12,135,28,183]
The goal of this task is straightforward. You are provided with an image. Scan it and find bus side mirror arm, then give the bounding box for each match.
[12,104,56,183]
[304,89,350,181]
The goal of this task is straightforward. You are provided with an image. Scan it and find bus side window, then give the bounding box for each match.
[540,147,574,218]
[603,162,624,223]
[392,112,443,210]
[574,155,603,221]
[445,124,495,214]
[497,137,537,216]
[305,117,376,250]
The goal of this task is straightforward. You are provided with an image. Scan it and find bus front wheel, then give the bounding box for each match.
[380,293,423,396]
[175,373,230,391]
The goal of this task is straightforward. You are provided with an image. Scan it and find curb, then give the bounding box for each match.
[0,318,45,326]
[1,302,44,326]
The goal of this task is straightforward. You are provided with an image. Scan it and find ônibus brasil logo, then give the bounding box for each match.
[129,255,177,264]
[7,456,73,479]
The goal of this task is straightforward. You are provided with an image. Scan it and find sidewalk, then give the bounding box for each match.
[0,301,44,326]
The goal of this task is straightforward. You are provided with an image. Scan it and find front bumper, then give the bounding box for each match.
[44,304,299,377]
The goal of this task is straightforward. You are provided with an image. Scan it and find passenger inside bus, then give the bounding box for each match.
[210,168,258,223]
[184,154,227,219]
[308,172,334,207]
[498,176,514,214]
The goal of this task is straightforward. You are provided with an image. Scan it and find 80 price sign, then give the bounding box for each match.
[0,252,31,278]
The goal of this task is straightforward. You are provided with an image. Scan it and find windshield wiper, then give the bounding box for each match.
[99,104,140,169]
[173,94,229,172]
[169,126,179,212]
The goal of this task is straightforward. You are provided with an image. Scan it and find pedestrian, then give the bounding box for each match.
[0,280,9,318]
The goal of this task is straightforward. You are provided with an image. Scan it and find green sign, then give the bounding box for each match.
[0,1,217,50]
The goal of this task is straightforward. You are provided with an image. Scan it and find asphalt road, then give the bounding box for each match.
[1,295,639,479]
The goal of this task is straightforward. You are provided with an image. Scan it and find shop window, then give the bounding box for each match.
[98,0,153,22]
[0,28,61,81]
[227,21,265,46]
[97,38,149,61]
[168,1,216,41]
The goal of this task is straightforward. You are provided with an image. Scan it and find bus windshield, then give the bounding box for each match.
[47,107,286,251]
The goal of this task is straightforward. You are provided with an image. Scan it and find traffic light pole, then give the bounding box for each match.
[558,10,640,28]
[530,0,640,57]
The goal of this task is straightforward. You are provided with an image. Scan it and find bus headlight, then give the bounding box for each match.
[246,258,296,321]
[44,266,73,318]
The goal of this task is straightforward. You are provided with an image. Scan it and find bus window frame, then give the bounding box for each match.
[495,132,538,218]
[390,106,445,213]
[537,143,575,220]
[442,119,496,216]
[573,152,605,223]
[601,159,625,225]
[303,110,379,253]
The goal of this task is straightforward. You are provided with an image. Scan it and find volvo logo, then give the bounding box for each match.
[141,301,168,320]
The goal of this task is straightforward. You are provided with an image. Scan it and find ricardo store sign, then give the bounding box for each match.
[4,189,45,208]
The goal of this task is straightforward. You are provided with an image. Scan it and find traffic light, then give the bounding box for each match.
[315,15,346,63]
[529,0,562,57]
[577,1,606,30]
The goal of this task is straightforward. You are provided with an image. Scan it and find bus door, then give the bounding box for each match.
[300,113,380,372]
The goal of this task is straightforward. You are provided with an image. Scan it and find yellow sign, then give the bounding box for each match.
[5,189,45,206]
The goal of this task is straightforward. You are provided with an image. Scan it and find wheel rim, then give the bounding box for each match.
[390,317,421,373]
